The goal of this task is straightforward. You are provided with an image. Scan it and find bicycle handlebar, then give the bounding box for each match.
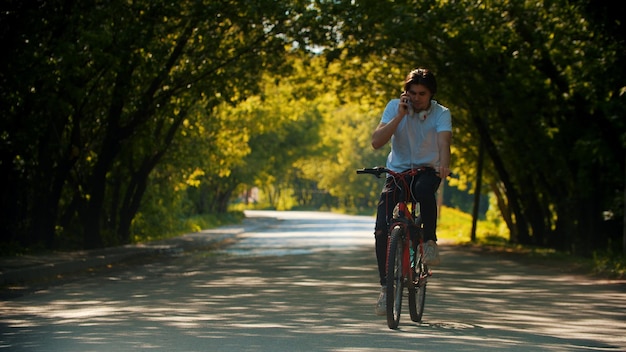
[356,166,388,178]
[356,166,456,179]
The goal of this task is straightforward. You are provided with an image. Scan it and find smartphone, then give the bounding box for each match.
[402,91,410,104]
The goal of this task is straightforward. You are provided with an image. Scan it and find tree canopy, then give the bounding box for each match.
[1,0,624,255]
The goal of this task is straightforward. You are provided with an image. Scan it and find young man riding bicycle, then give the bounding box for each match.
[370,68,452,316]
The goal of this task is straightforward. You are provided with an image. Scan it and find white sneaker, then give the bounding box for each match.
[375,286,386,316]
[422,240,440,265]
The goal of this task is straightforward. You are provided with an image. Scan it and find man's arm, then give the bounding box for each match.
[437,131,452,177]
[371,114,404,149]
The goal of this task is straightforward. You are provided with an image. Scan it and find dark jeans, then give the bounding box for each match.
[374,169,441,286]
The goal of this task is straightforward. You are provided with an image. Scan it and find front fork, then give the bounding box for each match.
[397,224,422,286]
[392,201,430,287]
[391,202,421,286]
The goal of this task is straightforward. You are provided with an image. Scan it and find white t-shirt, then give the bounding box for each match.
[380,99,452,172]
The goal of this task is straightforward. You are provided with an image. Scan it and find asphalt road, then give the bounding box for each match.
[1,210,625,351]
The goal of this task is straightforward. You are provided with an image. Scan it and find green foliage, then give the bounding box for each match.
[2,0,625,259]
[132,209,244,244]
[323,0,626,254]
[1,0,334,250]
[442,205,625,279]
[592,250,626,279]
[437,206,505,244]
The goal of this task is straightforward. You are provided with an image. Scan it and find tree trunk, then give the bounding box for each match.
[471,110,530,243]
[471,140,485,242]
[80,58,133,249]
[118,168,150,244]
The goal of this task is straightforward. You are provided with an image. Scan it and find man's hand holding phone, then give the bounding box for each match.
[400,91,413,117]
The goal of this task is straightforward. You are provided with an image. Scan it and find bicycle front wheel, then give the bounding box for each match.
[386,226,404,329]
[409,259,427,322]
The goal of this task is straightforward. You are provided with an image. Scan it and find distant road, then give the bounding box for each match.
[1,210,625,351]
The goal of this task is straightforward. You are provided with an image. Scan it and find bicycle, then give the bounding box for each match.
[357,166,446,329]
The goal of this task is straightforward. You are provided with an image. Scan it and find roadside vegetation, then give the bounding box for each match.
[438,207,626,280]
[2,1,624,277]
[233,193,625,279]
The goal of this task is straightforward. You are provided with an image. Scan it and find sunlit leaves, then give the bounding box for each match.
[2,0,624,253]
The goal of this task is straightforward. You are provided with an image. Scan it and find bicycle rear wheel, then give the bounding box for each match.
[408,259,427,322]
[386,226,404,329]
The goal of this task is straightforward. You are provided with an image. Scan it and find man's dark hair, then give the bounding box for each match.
[404,68,437,96]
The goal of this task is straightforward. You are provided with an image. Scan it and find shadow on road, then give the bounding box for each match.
[1,211,625,351]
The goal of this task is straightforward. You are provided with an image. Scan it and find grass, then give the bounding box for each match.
[437,206,504,244]
[174,206,624,279]
[4,205,624,280]
[438,206,625,279]
[132,211,246,244]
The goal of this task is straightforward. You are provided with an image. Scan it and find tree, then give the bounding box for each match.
[0,0,337,249]
[320,0,625,253]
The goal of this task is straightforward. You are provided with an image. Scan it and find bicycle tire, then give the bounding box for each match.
[408,259,427,322]
[409,215,427,322]
[386,226,404,329]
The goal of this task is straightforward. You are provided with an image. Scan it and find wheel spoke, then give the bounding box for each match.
[386,226,404,329]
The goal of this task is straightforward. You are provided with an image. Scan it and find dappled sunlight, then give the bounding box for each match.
[427,246,626,350]
[1,212,625,351]
[0,248,382,351]
[221,212,375,257]
[2,246,624,351]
